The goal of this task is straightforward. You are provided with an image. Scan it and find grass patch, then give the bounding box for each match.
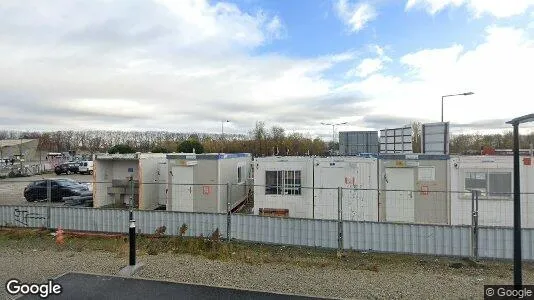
[0,227,523,277]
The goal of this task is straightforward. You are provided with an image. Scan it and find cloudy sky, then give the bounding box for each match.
[1,0,533,140]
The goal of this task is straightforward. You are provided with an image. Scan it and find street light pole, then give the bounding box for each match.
[321,122,348,153]
[441,92,474,122]
[332,125,335,144]
[221,120,229,154]
[19,137,24,174]
[506,113,534,288]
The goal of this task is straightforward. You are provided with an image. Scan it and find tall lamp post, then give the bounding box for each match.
[19,137,23,172]
[506,113,534,288]
[321,122,347,153]
[221,120,230,154]
[441,92,474,122]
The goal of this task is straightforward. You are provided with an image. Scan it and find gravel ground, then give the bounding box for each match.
[1,236,533,300]
[0,173,93,206]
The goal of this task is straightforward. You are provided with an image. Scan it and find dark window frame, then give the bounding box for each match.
[265,170,301,196]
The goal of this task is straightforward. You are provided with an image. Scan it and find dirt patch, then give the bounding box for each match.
[0,228,533,299]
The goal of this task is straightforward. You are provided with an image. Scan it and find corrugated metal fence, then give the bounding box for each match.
[1,205,532,260]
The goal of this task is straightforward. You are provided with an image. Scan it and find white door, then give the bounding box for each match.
[157,163,168,206]
[172,166,194,212]
[314,167,342,220]
[385,168,415,222]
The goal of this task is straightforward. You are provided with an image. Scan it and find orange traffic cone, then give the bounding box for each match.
[55,226,65,245]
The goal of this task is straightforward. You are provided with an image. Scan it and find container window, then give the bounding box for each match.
[265,171,280,195]
[265,170,301,195]
[237,166,243,183]
[284,170,301,195]
[464,171,512,199]
[464,172,487,196]
[488,172,512,197]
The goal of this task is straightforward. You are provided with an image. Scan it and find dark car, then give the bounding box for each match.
[23,178,91,202]
[54,162,80,175]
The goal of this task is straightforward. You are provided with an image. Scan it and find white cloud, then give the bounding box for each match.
[349,58,384,77]
[335,0,377,33]
[0,0,361,134]
[346,45,392,78]
[405,0,534,18]
[0,0,532,137]
[339,25,534,133]
[266,16,285,39]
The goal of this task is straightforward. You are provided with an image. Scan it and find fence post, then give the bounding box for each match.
[337,187,343,254]
[46,179,51,229]
[471,190,479,260]
[226,183,231,242]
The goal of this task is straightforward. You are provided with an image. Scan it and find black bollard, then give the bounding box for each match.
[129,211,136,266]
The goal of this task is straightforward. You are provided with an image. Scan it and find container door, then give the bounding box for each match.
[172,166,194,212]
[343,162,376,221]
[315,166,342,220]
[157,162,168,206]
[385,168,415,222]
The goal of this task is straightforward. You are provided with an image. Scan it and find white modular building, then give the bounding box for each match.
[167,153,252,213]
[378,154,450,224]
[93,153,168,210]
[449,155,534,227]
[253,156,378,221]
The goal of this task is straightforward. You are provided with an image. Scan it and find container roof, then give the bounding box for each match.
[378,153,449,160]
[167,153,251,160]
[254,155,377,162]
[95,153,166,160]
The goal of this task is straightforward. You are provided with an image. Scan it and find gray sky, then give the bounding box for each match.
[0,0,533,141]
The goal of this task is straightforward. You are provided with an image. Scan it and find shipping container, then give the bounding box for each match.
[379,126,413,154]
[253,156,378,221]
[339,131,379,155]
[449,155,534,227]
[93,153,168,210]
[167,153,252,213]
[378,154,450,224]
[421,122,450,154]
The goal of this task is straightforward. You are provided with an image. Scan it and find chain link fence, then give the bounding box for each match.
[2,178,534,260]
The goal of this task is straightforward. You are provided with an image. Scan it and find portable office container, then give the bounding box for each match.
[339,131,379,155]
[449,155,534,227]
[167,153,252,213]
[378,154,450,224]
[93,153,168,210]
[253,156,378,221]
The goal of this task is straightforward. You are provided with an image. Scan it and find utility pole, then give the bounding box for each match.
[321,122,348,154]
[19,137,23,173]
[221,120,230,154]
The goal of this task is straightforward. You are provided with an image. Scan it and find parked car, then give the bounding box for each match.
[23,178,91,202]
[54,162,79,175]
[78,161,94,175]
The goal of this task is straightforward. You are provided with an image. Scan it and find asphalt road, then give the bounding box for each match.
[16,272,326,300]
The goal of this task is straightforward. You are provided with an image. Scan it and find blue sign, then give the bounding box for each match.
[128,168,134,173]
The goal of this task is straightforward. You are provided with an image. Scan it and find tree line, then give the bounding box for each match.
[2,123,533,156]
[0,122,328,156]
